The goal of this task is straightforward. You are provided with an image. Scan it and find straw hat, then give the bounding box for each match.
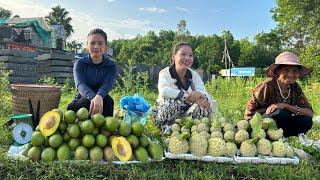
[265,52,311,77]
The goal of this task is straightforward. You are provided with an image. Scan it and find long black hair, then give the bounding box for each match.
[87,28,107,42]
[172,42,192,54]
[171,42,193,65]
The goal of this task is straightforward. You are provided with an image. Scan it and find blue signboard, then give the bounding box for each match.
[230,67,255,76]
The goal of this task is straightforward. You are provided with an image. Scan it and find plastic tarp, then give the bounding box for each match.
[11,19,50,43]
[0,18,8,26]
[7,144,166,163]
[164,151,300,165]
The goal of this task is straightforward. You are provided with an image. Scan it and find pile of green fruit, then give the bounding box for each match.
[166,113,295,158]
[26,107,163,162]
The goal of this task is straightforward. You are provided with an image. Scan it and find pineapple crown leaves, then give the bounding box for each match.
[262,117,277,129]
[183,116,193,122]
[268,123,278,130]
[247,137,259,144]
[212,120,221,129]
[180,131,191,140]
[211,113,224,128]
[251,129,266,138]
[228,139,239,145]
[150,134,164,147]
[183,117,194,129]
[277,137,287,143]
[250,112,263,135]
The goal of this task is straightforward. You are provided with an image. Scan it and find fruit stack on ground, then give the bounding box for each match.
[166,113,295,158]
[26,107,163,162]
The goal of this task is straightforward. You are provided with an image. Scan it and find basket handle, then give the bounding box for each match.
[28,99,41,129]
[28,99,35,129]
[35,100,40,127]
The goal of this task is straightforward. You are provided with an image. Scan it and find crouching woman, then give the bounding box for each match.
[245,52,313,137]
[154,42,217,134]
[67,28,117,117]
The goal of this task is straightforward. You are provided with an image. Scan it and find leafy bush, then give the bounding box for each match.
[60,77,76,94]
[0,63,12,116]
[114,65,150,94]
[0,63,12,146]
[300,46,320,83]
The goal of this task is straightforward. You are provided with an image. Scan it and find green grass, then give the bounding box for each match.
[1,77,320,179]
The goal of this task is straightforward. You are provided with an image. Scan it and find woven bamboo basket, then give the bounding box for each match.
[11,84,61,118]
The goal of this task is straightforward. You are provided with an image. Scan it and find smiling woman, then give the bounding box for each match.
[67,28,117,117]
[154,42,217,135]
[245,52,313,137]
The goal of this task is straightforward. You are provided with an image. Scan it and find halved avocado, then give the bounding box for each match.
[111,136,132,162]
[39,111,60,136]
[51,108,64,120]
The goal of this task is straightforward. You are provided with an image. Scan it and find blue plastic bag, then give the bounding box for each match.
[120,93,151,125]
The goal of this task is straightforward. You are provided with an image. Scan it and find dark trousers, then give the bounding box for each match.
[67,94,114,117]
[272,109,313,137]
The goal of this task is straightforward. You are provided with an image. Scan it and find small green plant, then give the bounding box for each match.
[114,64,150,94]
[135,71,150,92]
[61,77,76,94]
[0,63,12,146]
[38,76,58,86]
[0,63,12,116]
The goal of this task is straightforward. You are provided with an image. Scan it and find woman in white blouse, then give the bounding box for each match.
[155,42,217,134]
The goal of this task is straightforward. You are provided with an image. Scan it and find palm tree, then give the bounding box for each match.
[45,5,74,37]
[0,7,12,19]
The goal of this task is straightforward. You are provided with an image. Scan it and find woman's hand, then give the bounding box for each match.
[186,91,205,103]
[266,103,287,115]
[195,98,211,109]
[90,95,103,115]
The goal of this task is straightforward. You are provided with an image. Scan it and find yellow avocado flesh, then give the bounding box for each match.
[111,136,132,162]
[39,111,60,137]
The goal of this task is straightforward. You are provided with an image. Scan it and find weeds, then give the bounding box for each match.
[0,63,12,117]
[114,64,150,94]
[38,76,58,86]
[0,67,320,179]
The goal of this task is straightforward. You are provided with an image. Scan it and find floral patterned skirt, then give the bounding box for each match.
[153,99,212,135]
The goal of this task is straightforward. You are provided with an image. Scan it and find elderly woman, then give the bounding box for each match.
[245,52,313,137]
[154,42,217,134]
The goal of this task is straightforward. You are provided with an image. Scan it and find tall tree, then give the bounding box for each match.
[109,39,125,58]
[254,30,282,51]
[0,7,12,19]
[238,38,256,67]
[271,0,320,48]
[66,40,83,53]
[158,30,175,64]
[45,5,74,37]
[272,0,320,81]
[175,19,190,43]
[195,35,223,73]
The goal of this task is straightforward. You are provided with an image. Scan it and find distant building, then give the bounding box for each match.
[0,17,67,51]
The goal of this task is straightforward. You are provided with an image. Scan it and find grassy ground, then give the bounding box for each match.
[1,77,320,179]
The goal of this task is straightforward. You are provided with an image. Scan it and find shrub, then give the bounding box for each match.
[300,45,320,83]
[0,63,12,116]
[114,65,150,94]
